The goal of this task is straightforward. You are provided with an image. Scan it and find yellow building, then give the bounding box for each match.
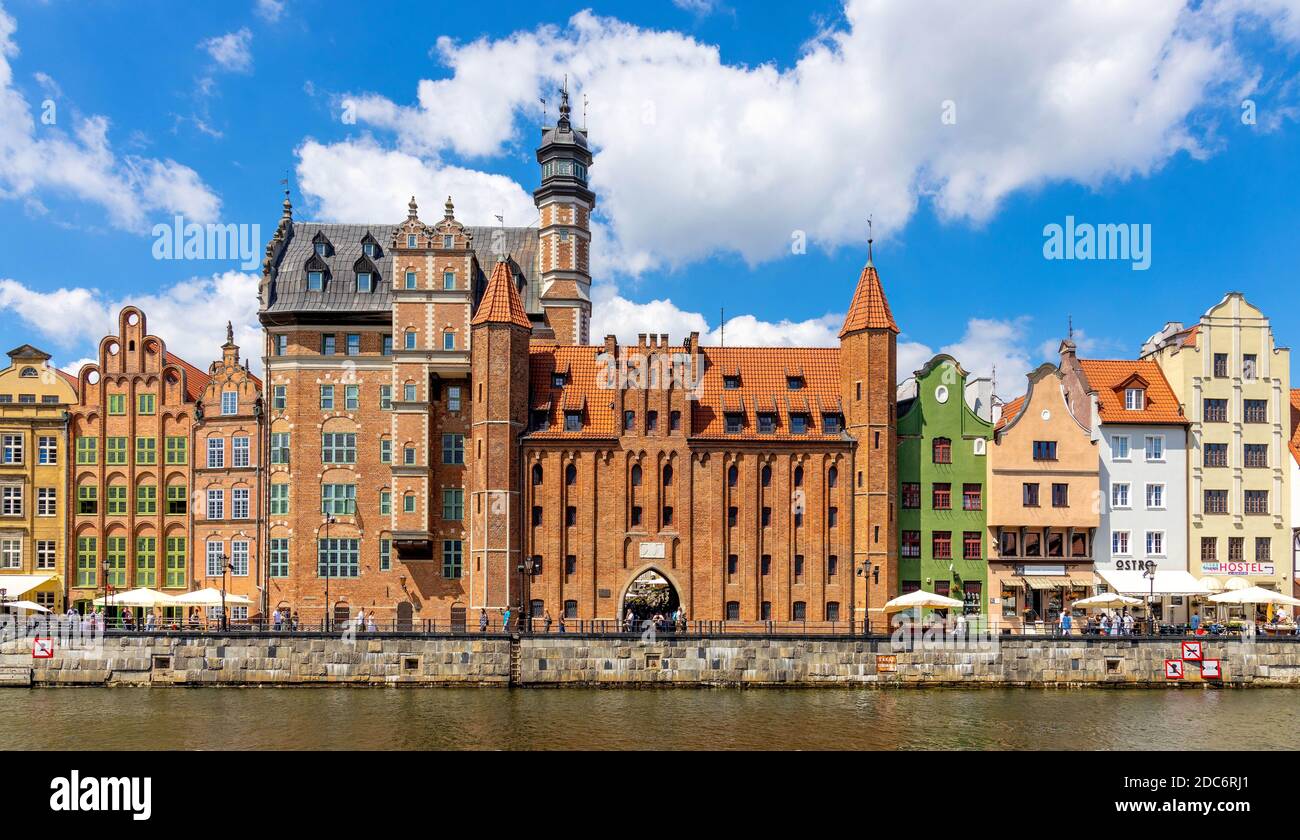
[0,345,78,611]
[1141,293,1292,595]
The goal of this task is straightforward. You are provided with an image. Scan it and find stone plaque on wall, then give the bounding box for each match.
[639,542,665,559]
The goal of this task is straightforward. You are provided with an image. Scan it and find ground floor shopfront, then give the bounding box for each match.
[989,562,1096,632]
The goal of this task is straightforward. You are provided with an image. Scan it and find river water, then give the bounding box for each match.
[4,687,1300,750]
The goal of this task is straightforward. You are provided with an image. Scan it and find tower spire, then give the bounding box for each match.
[866,215,874,266]
[558,75,571,128]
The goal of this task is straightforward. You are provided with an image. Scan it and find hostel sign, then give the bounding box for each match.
[1201,561,1274,576]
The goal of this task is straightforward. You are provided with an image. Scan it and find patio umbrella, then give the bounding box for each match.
[883,590,964,614]
[167,588,252,607]
[1070,593,1142,608]
[1224,577,1251,591]
[1209,586,1300,607]
[92,587,176,608]
[1199,577,1223,593]
[0,600,52,613]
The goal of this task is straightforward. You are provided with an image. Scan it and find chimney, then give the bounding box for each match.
[604,334,618,356]
[686,331,700,355]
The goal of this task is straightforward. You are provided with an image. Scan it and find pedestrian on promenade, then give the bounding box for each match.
[558,615,566,633]
[354,608,365,633]
[1190,612,1201,633]
[1123,611,1134,635]
[1099,613,1111,635]
[1060,610,1072,636]
[145,611,157,631]
[366,611,377,632]
[291,610,300,631]
[543,611,553,633]
[272,608,282,631]
[479,608,488,632]
[502,607,511,631]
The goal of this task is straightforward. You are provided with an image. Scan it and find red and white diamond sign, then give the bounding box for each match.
[1181,641,1203,662]
[1164,659,1184,680]
[1201,659,1222,679]
[32,638,53,659]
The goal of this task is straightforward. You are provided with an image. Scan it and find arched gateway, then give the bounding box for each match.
[619,567,681,624]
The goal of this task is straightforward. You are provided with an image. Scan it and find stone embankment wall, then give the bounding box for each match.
[2,633,1299,687]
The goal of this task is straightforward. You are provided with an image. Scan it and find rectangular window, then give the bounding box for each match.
[1213,353,1228,378]
[442,433,464,465]
[1204,443,1228,467]
[320,385,334,409]
[443,270,455,290]
[1111,435,1130,460]
[206,541,226,578]
[108,393,125,415]
[1,434,22,465]
[321,335,336,355]
[1032,440,1057,461]
[1112,531,1130,556]
[404,494,416,514]
[901,530,921,558]
[405,331,417,350]
[932,531,952,559]
[272,385,286,410]
[1243,490,1268,515]
[1144,435,1164,461]
[382,335,393,356]
[270,483,289,516]
[346,334,361,356]
[206,489,224,520]
[37,487,56,516]
[442,488,464,520]
[165,537,186,588]
[76,537,97,587]
[1200,537,1217,563]
[345,384,359,410]
[564,411,582,432]
[1145,531,1164,557]
[313,543,356,582]
[1051,483,1069,508]
[1112,482,1130,509]
[321,432,357,464]
[724,413,743,434]
[1023,483,1040,507]
[276,334,288,356]
[790,414,808,434]
[1244,444,1268,468]
[105,537,126,588]
[77,485,97,515]
[757,413,775,434]
[379,491,391,515]
[380,539,391,572]
[135,537,157,587]
[0,538,19,569]
[135,484,156,515]
[1255,537,1271,563]
[307,270,323,291]
[380,386,392,410]
[220,391,237,415]
[1204,489,1229,514]
[963,531,981,560]
[405,270,417,289]
[106,485,126,516]
[270,539,289,578]
[135,436,157,465]
[321,484,357,516]
[822,413,842,434]
[932,483,951,510]
[1228,537,1244,562]
[270,432,290,464]
[165,436,187,465]
[403,384,417,402]
[0,485,22,516]
[167,485,187,516]
[379,439,392,464]
[962,484,982,511]
[1204,399,1228,422]
[230,540,249,576]
[232,488,250,519]
[1242,353,1257,380]
[1145,483,1164,509]
[448,386,461,412]
[206,437,224,468]
[38,436,57,464]
[442,332,455,351]
[1124,388,1144,410]
[106,436,127,465]
[1244,399,1267,423]
[901,483,921,510]
[36,540,55,570]
[442,540,463,579]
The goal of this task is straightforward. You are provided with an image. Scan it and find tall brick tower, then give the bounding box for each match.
[468,259,532,614]
[534,82,594,345]
[838,245,899,630]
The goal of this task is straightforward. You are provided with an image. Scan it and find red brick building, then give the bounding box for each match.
[256,88,899,628]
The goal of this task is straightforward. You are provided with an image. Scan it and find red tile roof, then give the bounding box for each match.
[471,259,531,329]
[995,395,1026,431]
[526,344,848,441]
[1079,359,1186,425]
[1290,389,1300,467]
[839,262,898,336]
[165,352,210,403]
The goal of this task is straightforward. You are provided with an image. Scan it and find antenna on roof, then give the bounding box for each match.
[866,215,874,265]
[720,307,725,347]
[539,95,547,130]
[583,93,589,133]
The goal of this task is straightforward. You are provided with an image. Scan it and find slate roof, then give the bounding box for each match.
[526,345,847,442]
[1078,359,1186,425]
[262,221,541,316]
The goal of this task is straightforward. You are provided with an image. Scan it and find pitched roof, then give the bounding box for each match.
[838,261,899,337]
[471,259,532,329]
[1290,389,1300,467]
[526,345,848,441]
[1078,359,1186,425]
[165,352,211,402]
[995,395,1026,431]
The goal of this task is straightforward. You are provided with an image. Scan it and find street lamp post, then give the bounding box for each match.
[323,515,336,632]
[102,561,112,627]
[218,553,232,632]
[1143,560,1157,635]
[516,557,535,633]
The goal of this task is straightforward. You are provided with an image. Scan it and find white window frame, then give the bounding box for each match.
[0,538,20,569]
[1111,482,1130,510]
[207,437,225,469]
[2,434,22,465]
[221,391,238,416]
[37,487,56,517]
[1112,530,1131,556]
[38,436,57,465]
[232,436,250,468]
[1145,483,1165,510]
[1144,434,1165,462]
[1124,388,1144,410]
[206,541,225,577]
[231,540,249,576]
[1111,435,1130,461]
[36,540,55,570]
[232,488,250,520]
[1145,530,1165,558]
[1,485,22,516]
[206,489,225,520]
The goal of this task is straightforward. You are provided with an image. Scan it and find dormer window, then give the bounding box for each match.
[307,271,324,291]
[356,272,372,293]
[564,411,583,432]
[757,413,776,434]
[531,410,550,431]
[1124,388,1145,410]
[790,413,808,434]
[723,375,740,390]
[823,413,843,434]
[314,243,327,257]
[724,412,744,434]
[787,376,804,390]
[551,372,568,388]
[443,235,453,249]
[312,232,332,257]
[407,234,417,248]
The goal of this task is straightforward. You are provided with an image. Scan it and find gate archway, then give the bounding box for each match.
[619,567,681,625]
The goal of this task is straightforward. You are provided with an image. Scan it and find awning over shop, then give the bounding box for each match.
[1024,577,1070,589]
[1097,569,1203,596]
[0,574,57,599]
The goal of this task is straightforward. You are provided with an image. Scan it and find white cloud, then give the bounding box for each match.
[0,270,263,375]
[0,4,221,229]
[897,317,1040,395]
[311,1,1296,279]
[255,0,286,23]
[200,28,253,73]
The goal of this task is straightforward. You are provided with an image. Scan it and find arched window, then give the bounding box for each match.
[761,465,771,487]
[532,464,543,486]
[631,465,643,486]
[933,437,952,464]
[727,465,738,487]
[794,466,804,487]
[828,465,838,488]
[662,465,673,486]
[19,367,37,378]
[565,464,577,486]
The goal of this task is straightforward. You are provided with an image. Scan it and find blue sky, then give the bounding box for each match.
[0,0,1297,393]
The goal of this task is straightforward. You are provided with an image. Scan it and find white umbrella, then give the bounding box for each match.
[92,587,176,608]
[883,589,964,614]
[1199,577,1224,593]
[1224,577,1251,591]
[168,588,252,607]
[1071,593,1142,608]
[1209,586,1300,606]
[0,600,52,613]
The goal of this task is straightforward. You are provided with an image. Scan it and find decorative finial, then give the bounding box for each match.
[408,195,419,220]
[281,170,292,220]
[1068,314,1074,341]
[444,196,454,220]
[225,321,234,345]
[866,215,874,266]
[558,75,571,127]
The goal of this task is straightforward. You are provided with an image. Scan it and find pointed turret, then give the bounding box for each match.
[472,258,532,330]
[839,260,899,337]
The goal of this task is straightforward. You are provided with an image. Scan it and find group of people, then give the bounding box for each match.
[481,607,568,634]
[623,606,687,634]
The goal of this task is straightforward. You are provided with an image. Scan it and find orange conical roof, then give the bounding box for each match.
[472,258,531,330]
[839,259,899,337]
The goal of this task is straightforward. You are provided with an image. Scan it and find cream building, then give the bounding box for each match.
[1141,293,1292,594]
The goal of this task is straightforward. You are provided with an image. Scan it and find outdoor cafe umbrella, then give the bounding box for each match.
[883,590,964,614]
[167,588,252,607]
[1224,577,1251,591]
[92,587,176,608]
[1209,586,1300,607]
[0,600,51,613]
[1070,593,1142,609]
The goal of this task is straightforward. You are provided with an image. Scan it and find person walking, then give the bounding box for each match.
[1123,611,1135,636]
[502,606,511,632]
[271,607,282,631]
[543,611,553,633]
[290,610,300,631]
[366,610,377,632]
[479,608,488,633]
[1060,609,1073,636]
[354,608,365,633]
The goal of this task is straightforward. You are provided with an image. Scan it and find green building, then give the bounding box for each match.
[896,355,994,616]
